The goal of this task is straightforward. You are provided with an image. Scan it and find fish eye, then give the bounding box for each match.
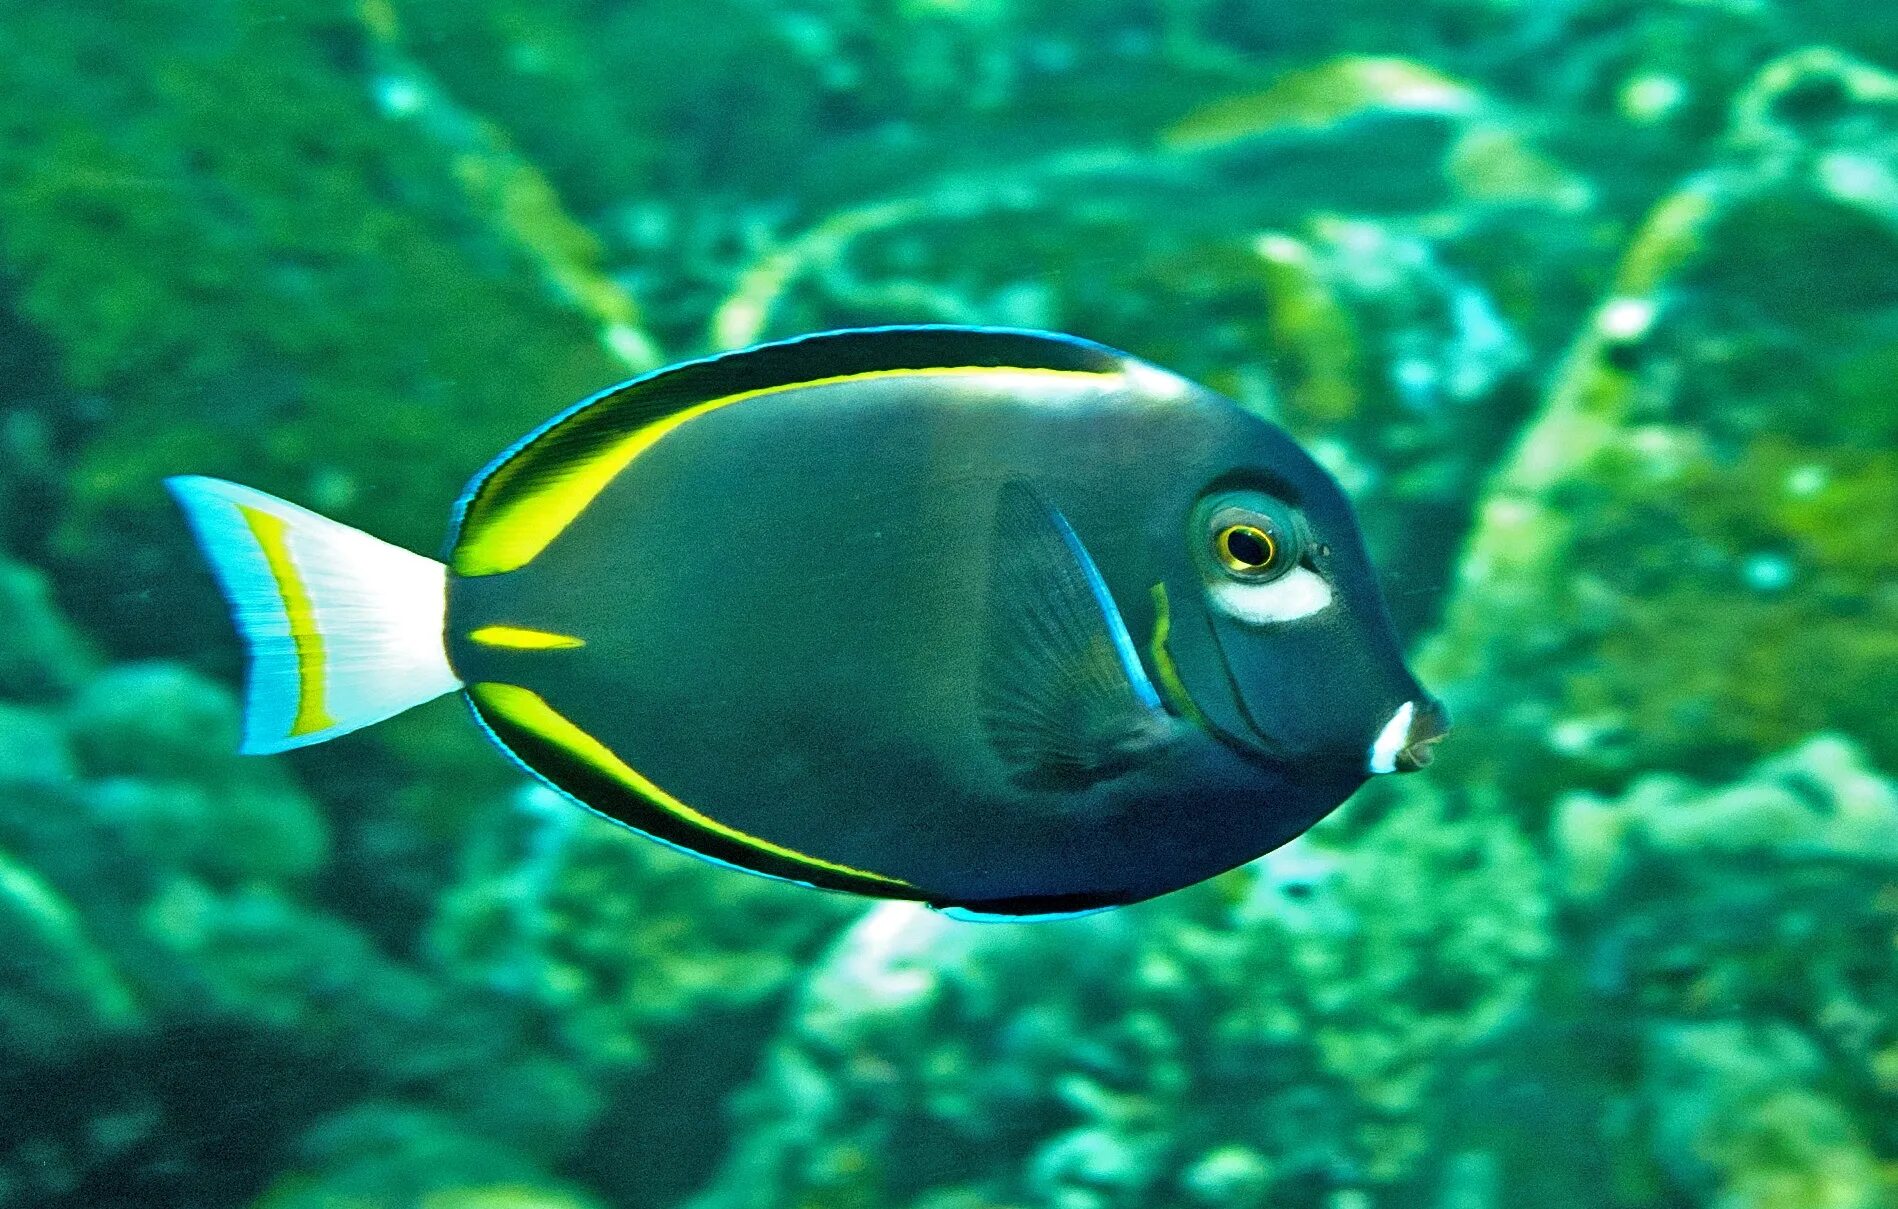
[1204,502,1299,584]
[1215,522,1278,576]
[1192,490,1331,623]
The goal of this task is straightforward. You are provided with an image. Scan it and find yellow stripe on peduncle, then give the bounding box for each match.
[470,682,913,889]
[469,624,586,650]
[238,504,337,737]
[1148,582,1207,729]
[455,364,1118,577]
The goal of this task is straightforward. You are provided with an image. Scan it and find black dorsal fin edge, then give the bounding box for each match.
[447,327,1134,577]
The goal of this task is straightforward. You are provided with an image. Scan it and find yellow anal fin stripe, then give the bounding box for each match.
[1148,583,1207,729]
[469,625,586,650]
[470,682,912,889]
[456,364,1116,577]
[238,504,336,737]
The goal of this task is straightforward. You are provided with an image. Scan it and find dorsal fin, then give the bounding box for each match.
[448,326,1129,577]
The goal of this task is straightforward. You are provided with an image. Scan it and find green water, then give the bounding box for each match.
[1,2,1894,1206]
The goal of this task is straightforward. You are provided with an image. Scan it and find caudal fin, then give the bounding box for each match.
[166,476,463,754]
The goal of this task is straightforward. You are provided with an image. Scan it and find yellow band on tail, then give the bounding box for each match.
[167,475,462,754]
[238,504,336,737]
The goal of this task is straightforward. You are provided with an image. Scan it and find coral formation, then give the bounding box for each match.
[1530,738,1898,1209]
[689,785,1549,1209]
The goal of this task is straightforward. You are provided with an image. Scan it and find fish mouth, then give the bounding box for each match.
[1368,698,1451,775]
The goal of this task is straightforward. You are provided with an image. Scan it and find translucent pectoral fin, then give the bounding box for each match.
[980,481,1178,790]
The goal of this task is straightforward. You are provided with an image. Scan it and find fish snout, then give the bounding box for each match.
[1368,697,1451,775]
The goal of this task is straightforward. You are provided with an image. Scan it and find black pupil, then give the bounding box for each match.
[1226,527,1271,567]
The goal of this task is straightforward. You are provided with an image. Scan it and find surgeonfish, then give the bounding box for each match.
[168,326,1447,920]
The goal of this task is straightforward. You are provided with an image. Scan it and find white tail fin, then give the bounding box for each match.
[166,476,463,754]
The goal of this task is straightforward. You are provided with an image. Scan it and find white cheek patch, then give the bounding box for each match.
[1209,566,1334,625]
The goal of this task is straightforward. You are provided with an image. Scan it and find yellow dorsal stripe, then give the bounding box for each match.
[470,682,913,888]
[456,364,1118,577]
[469,624,586,650]
[238,504,336,737]
[1148,583,1207,729]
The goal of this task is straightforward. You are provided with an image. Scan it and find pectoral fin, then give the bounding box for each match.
[981,481,1178,790]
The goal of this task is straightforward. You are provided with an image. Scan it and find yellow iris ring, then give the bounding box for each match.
[470,681,913,889]
[1215,523,1277,575]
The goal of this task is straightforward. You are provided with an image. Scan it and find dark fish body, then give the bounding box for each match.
[169,327,1444,919]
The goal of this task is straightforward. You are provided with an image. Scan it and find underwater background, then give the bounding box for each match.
[0,1,1895,1206]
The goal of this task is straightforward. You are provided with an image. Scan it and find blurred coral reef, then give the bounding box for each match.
[0,1,1894,1206]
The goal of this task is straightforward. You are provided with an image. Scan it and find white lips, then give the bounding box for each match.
[1368,701,1415,775]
